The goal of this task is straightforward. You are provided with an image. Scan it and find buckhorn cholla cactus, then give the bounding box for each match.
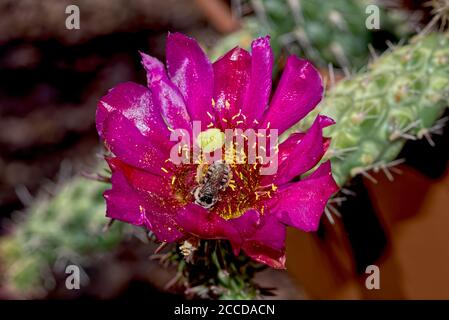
[286,32,449,187]
[3,31,449,299]
[212,0,409,69]
[0,175,123,297]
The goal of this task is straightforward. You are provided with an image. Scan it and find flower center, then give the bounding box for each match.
[166,107,278,219]
[170,160,273,219]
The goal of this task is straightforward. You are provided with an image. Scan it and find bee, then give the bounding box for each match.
[179,237,199,263]
[193,160,232,209]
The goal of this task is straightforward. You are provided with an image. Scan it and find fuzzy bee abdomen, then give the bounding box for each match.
[193,160,232,209]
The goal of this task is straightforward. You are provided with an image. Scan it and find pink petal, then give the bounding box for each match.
[230,210,261,239]
[140,52,191,132]
[271,116,326,185]
[241,214,287,269]
[97,82,170,143]
[317,115,335,128]
[106,158,172,195]
[268,161,338,232]
[176,204,242,242]
[228,210,261,255]
[242,36,273,127]
[101,111,170,175]
[104,170,146,226]
[213,47,251,129]
[166,32,214,126]
[261,56,323,135]
[105,162,184,242]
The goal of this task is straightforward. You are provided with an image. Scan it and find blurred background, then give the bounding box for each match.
[0,0,448,300]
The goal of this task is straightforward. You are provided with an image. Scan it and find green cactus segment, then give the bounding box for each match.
[288,32,449,186]
[211,0,407,69]
[0,176,124,296]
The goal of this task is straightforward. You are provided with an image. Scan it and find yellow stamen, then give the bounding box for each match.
[231,109,242,120]
[207,111,214,119]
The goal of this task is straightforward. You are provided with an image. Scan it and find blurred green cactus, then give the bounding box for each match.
[0,175,124,297]
[212,0,410,69]
[287,32,449,186]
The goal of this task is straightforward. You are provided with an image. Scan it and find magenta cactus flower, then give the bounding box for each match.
[96,33,338,269]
